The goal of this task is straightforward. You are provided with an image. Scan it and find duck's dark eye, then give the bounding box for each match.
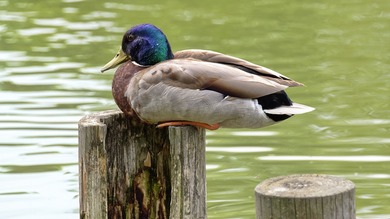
[127,34,135,42]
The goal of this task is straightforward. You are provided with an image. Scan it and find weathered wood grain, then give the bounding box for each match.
[78,110,206,219]
[255,174,355,219]
[169,126,206,219]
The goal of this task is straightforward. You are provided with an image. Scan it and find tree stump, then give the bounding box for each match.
[255,174,355,219]
[78,110,206,219]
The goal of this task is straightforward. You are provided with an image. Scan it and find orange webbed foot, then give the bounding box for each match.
[156,121,220,130]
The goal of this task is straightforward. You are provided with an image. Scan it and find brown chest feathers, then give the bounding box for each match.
[112,61,144,119]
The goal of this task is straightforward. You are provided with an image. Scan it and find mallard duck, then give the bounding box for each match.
[101,24,314,130]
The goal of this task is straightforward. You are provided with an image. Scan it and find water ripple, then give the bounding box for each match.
[258,155,390,162]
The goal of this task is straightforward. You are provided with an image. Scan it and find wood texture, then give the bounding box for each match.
[169,126,206,219]
[255,174,355,219]
[78,110,206,219]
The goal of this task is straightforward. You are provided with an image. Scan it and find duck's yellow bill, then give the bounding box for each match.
[101,48,130,73]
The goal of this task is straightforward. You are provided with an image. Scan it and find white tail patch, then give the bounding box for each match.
[263,103,315,115]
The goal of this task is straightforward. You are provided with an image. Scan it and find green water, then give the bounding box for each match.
[1,0,389,218]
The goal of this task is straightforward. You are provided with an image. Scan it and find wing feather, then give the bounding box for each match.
[139,59,287,98]
[174,49,303,87]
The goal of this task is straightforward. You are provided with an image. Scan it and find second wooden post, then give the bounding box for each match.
[255,174,355,219]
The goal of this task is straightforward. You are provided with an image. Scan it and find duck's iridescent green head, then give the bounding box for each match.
[101,24,174,72]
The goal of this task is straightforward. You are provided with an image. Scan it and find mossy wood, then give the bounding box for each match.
[78,110,206,219]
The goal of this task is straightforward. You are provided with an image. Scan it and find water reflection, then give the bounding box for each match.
[207,146,273,153]
[259,155,390,162]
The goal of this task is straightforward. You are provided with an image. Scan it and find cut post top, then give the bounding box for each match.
[255,174,355,198]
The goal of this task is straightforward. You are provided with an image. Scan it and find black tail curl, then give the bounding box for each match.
[257,90,293,122]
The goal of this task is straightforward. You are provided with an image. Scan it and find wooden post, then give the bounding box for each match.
[169,127,206,219]
[255,174,355,219]
[78,110,206,219]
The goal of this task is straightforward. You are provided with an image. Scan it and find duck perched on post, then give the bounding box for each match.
[101,24,314,130]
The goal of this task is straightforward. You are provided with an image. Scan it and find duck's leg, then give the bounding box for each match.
[157,121,220,130]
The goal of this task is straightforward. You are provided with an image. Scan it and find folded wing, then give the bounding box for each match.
[174,49,303,87]
[139,58,289,99]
